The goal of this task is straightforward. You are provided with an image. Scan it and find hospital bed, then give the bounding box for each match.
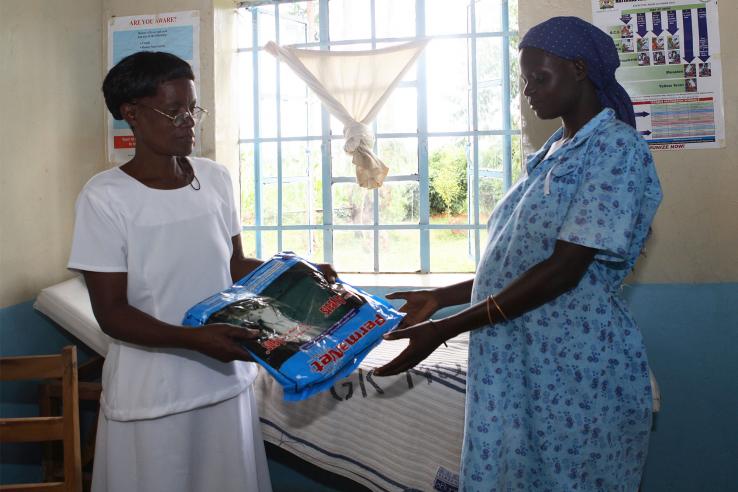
[33,276,660,492]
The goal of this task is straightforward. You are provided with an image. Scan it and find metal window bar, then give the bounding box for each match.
[251,9,262,258]
[274,3,283,253]
[241,0,520,272]
[416,0,430,272]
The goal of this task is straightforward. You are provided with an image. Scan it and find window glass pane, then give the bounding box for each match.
[236,52,254,140]
[261,182,279,226]
[426,39,471,132]
[281,140,320,178]
[283,181,310,225]
[278,1,320,45]
[511,134,523,183]
[477,37,504,131]
[258,53,278,138]
[282,230,324,263]
[509,0,519,32]
[375,0,416,38]
[479,135,504,172]
[430,229,478,273]
[329,0,371,41]
[260,231,279,258]
[426,0,470,36]
[378,138,418,176]
[256,6,276,47]
[280,70,322,137]
[332,183,373,225]
[333,230,373,272]
[331,140,354,178]
[282,141,323,224]
[509,34,522,131]
[428,137,470,225]
[379,182,419,224]
[476,0,503,33]
[260,142,278,179]
[479,176,505,223]
[376,87,417,134]
[240,230,257,258]
[379,230,419,272]
[239,143,256,225]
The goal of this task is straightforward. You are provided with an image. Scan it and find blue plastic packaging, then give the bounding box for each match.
[183,253,404,400]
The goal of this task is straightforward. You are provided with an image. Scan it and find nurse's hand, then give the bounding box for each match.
[315,263,338,283]
[193,323,260,362]
[385,289,440,328]
[373,319,447,376]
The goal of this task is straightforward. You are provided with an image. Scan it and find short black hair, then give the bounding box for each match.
[102,51,195,120]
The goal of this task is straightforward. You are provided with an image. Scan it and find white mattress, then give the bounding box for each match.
[33,277,660,492]
[34,276,110,356]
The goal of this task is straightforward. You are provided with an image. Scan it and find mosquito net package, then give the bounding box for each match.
[183,253,404,401]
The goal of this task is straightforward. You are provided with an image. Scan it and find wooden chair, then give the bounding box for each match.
[0,346,82,492]
[38,357,103,492]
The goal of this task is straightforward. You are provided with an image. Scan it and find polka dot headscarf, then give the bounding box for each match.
[519,16,636,128]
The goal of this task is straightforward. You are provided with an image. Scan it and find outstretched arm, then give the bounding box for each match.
[374,240,596,376]
[83,270,257,363]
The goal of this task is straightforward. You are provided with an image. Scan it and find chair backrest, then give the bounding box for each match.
[0,346,82,492]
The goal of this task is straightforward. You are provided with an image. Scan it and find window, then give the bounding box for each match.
[236,0,521,273]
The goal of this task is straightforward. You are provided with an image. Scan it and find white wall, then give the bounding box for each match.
[0,0,105,307]
[1,0,736,308]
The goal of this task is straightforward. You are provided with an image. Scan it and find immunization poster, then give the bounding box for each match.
[593,0,725,150]
[107,10,200,164]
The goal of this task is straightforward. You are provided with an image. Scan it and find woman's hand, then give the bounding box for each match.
[191,323,260,363]
[373,320,447,376]
[386,289,440,328]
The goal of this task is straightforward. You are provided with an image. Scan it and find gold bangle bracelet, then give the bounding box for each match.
[490,295,510,322]
[485,296,495,325]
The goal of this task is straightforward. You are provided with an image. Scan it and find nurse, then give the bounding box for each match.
[68,51,336,492]
[375,17,662,491]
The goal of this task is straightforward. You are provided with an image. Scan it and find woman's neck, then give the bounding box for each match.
[122,151,190,189]
[559,90,603,140]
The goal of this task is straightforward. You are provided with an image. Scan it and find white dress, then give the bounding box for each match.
[68,158,272,492]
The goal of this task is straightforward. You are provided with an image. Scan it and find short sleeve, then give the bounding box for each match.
[558,132,652,262]
[67,188,128,272]
[221,166,241,237]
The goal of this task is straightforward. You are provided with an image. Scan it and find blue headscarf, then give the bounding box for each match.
[519,16,636,128]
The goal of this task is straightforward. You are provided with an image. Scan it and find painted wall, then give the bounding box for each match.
[518,0,738,284]
[0,0,106,307]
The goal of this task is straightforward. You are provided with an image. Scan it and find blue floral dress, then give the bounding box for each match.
[462,109,662,491]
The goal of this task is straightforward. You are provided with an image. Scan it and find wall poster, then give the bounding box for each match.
[107,10,200,164]
[593,0,725,150]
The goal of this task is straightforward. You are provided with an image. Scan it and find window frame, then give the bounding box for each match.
[236,0,520,273]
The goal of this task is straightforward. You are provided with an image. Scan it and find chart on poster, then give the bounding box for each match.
[107,11,200,163]
[592,0,725,150]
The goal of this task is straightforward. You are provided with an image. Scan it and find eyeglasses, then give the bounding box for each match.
[136,102,208,127]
